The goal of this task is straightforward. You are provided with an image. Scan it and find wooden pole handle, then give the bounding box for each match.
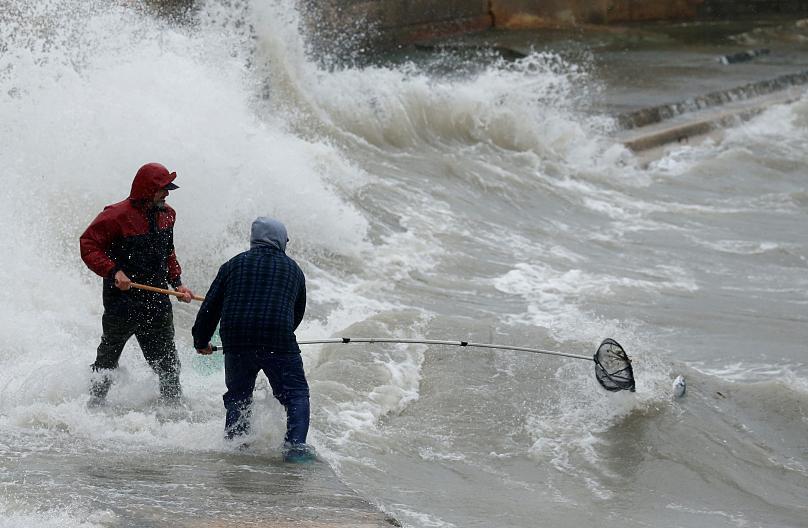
[130,282,205,302]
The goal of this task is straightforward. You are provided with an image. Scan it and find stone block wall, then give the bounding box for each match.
[301,0,808,45]
[490,0,705,28]
[153,1,808,44]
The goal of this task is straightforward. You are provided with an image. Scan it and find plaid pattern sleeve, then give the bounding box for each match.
[192,263,227,349]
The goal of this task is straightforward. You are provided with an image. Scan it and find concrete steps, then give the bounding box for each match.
[616,71,808,160]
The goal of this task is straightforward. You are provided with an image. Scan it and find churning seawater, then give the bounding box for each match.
[1,1,807,527]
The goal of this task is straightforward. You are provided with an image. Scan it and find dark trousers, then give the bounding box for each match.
[90,309,182,402]
[223,351,310,445]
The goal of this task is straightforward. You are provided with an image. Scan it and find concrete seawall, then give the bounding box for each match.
[148,1,808,50]
[153,1,808,43]
[490,0,703,28]
[293,0,808,44]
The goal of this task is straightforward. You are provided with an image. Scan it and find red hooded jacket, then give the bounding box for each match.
[80,163,183,297]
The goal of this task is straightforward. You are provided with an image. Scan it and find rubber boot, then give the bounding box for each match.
[282,441,316,463]
[88,368,113,408]
[224,398,252,440]
[158,371,183,406]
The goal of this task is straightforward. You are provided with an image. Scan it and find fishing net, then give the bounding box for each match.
[594,338,635,392]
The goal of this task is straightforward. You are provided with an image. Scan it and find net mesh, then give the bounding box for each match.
[593,338,635,392]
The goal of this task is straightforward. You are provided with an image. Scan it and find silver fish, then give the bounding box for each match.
[672,375,686,398]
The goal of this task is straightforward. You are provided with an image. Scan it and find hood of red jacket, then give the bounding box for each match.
[129,163,177,201]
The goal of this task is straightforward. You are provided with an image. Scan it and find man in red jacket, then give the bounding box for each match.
[80,162,195,407]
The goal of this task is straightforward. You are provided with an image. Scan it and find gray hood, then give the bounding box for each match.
[250,217,288,252]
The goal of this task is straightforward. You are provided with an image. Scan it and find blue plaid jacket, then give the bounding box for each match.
[192,246,306,354]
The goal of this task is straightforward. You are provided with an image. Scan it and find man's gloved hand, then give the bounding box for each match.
[175,285,194,303]
[114,270,132,291]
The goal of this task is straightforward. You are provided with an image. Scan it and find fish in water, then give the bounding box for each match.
[673,375,687,398]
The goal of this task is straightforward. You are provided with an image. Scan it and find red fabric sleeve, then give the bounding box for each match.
[168,249,182,287]
[79,209,121,278]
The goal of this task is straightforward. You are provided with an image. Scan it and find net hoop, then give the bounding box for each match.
[593,338,635,392]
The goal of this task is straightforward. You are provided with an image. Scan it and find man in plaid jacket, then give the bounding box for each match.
[192,217,311,460]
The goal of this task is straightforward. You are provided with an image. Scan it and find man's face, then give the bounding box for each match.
[153,188,169,208]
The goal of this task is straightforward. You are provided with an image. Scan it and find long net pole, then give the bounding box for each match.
[295,337,591,361]
[207,337,636,391]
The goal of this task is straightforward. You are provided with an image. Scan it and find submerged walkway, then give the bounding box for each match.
[179,455,399,528]
[1,432,398,528]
